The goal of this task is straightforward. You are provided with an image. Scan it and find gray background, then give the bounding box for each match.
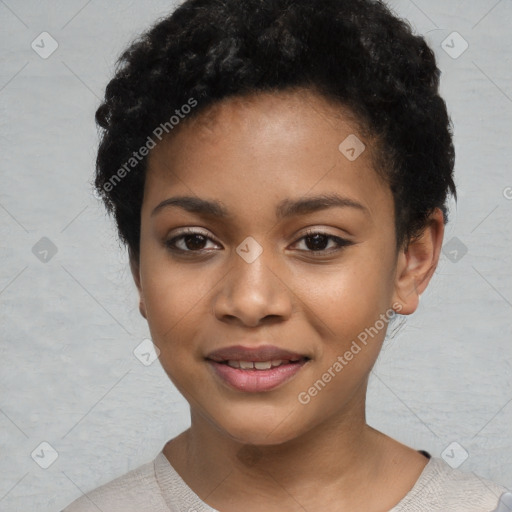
[1,0,511,510]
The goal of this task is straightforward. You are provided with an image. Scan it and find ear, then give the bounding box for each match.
[129,251,147,320]
[392,208,445,315]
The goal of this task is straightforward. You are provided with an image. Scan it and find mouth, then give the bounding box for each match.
[205,345,310,392]
[218,357,308,370]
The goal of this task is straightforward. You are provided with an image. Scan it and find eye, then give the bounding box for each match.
[165,228,221,253]
[164,228,354,256]
[291,229,354,255]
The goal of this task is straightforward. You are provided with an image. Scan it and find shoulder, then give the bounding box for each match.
[392,457,508,512]
[61,457,169,512]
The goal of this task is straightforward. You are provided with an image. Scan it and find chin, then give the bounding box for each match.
[212,408,307,447]
[228,426,298,447]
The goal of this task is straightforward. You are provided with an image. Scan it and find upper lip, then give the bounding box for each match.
[206,345,308,362]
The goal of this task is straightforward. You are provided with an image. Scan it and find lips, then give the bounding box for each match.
[206,345,310,392]
[206,345,308,363]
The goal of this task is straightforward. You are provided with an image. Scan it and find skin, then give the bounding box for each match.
[130,88,445,511]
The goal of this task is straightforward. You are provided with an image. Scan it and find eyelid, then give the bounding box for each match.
[299,226,352,240]
[170,226,218,240]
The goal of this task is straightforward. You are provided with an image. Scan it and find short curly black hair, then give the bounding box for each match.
[94,0,456,264]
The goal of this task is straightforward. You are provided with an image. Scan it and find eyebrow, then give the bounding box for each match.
[151,193,368,219]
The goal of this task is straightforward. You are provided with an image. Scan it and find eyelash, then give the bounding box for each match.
[164,228,353,257]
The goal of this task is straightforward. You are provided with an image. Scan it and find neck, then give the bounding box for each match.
[164,385,399,509]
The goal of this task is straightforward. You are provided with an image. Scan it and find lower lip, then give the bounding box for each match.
[208,360,307,392]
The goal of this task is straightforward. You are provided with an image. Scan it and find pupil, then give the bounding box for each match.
[306,234,328,251]
[185,234,206,250]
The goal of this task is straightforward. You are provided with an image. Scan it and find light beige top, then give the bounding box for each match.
[62,449,508,512]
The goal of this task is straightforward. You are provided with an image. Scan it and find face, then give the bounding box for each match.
[132,89,420,445]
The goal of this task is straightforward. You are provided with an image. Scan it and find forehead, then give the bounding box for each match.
[143,89,392,224]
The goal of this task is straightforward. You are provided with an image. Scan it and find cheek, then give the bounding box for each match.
[292,251,395,336]
[140,248,210,334]
[141,264,211,397]
[139,267,210,392]
[291,264,392,415]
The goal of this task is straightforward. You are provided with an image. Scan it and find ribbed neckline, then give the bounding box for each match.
[155,451,219,512]
[153,449,436,511]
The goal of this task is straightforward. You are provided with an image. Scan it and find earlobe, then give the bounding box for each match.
[138,298,147,320]
[392,250,420,315]
[392,208,445,315]
[129,253,148,320]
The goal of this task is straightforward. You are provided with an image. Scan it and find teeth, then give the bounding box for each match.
[254,361,272,370]
[224,359,301,369]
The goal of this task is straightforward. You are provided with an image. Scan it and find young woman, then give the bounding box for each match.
[63,0,509,510]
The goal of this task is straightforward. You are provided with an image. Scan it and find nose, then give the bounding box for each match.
[212,248,293,328]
